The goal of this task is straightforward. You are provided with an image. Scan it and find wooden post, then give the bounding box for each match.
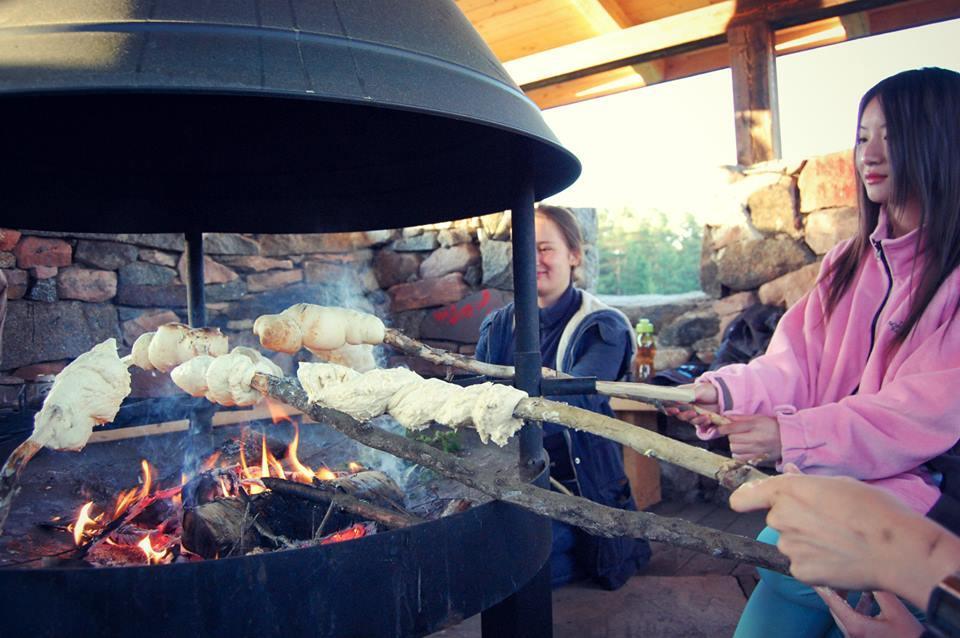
[728,20,781,165]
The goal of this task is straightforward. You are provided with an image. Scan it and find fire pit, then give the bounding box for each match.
[0,415,546,636]
[0,1,580,636]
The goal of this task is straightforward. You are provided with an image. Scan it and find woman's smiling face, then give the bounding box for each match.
[856,96,892,206]
[535,213,579,308]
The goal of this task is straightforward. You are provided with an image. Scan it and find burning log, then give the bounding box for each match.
[180,489,357,559]
[261,478,424,530]
[251,373,790,574]
[181,498,266,558]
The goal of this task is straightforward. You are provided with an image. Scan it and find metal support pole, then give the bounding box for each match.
[481,174,553,638]
[510,183,545,480]
[183,231,213,478]
[184,231,206,328]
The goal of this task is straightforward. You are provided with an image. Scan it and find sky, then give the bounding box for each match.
[541,17,960,214]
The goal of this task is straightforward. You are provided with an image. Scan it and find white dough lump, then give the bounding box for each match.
[170,346,283,407]
[297,363,528,446]
[253,304,385,355]
[130,323,228,373]
[32,339,131,451]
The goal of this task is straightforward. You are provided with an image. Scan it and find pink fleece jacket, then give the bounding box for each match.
[699,213,960,514]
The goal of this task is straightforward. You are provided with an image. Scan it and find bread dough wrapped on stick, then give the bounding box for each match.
[1,339,131,533]
[253,304,385,356]
[129,323,228,373]
[171,346,283,407]
[297,362,528,446]
[33,339,131,450]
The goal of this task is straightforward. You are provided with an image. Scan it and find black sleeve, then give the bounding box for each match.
[928,492,960,536]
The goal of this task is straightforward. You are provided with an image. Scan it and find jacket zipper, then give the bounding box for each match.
[854,239,894,394]
[562,429,583,496]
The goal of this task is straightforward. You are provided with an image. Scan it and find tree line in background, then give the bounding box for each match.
[595,208,702,295]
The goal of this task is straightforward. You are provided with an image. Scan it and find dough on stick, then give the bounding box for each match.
[255,304,385,355]
[296,363,527,446]
[32,339,131,451]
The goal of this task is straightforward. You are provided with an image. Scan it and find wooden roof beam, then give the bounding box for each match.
[729,21,781,165]
[505,0,906,89]
[571,0,633,30]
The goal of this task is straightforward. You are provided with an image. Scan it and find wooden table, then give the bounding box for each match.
[610,397,662,510]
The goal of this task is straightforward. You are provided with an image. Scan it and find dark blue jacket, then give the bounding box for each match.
[476,287,651,589]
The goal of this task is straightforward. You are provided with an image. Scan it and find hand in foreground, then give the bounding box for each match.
[664,382,720,431]
[730,473,959,608]
[816,588,922,638]
[716,415,782,462]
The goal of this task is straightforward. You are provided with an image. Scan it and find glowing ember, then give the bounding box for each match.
[348,462,364,474]
[72,502,98,546]
[137,535,170,565]
[320,523,368,545]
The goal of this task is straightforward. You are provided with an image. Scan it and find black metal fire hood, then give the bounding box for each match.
[0,0,580,233]
[0,3,570,636]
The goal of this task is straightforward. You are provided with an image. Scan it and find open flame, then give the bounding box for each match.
[66,421,373,566]
[315,467,336,481]
[112,460,154,518]
[137,535,170,565]
[266,398,291,424]
[72,502,98,546]
[287,424,317,483]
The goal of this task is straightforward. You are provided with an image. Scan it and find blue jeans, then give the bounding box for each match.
[550,520,583,588]
[734,527,860,638]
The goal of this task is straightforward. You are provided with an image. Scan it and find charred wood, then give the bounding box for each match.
[261,478,423,530]
[181,498,264,558]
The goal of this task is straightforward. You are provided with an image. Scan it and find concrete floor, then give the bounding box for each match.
[429,502,766,638]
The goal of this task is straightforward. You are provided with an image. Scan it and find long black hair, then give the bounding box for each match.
[823,67,960,346]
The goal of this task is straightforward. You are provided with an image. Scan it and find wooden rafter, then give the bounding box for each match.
[485,0,959,110]
[501,0,927,89]
[572,0,633,29]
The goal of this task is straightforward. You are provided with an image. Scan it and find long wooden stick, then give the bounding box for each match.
[514,398,767,490]
[0,438,43,535]
[251,373,789,574]
[383,328,727,425]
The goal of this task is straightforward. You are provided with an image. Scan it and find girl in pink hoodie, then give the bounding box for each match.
[672,67,960,637]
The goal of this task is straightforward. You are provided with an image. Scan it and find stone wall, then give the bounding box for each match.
[604,149,858,373]
[0,145,857,392]
[0,210,600,389]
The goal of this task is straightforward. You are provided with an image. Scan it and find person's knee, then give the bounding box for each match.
[754,526,825,608]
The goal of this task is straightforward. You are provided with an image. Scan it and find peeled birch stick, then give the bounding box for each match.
[382,328,728,426]
[292,363,766,489]
[516,398,764,489]
[250,373,789,574]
